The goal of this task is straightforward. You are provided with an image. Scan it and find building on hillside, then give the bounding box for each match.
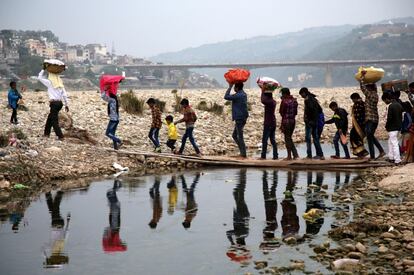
[85,44,108,63]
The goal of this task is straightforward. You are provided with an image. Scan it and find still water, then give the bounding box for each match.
[0,167,357,275]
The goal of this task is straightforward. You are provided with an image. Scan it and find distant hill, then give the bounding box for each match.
[151,17,414,87]
[151,25,354,63]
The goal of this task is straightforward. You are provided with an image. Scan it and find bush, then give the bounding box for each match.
[156,99,166,112]
[196,101,224,115]
[8,128,27,140]
[171,89,178,94]
[119,90,145,115]
[197,101,208,111]
[0,134,8,147]
[224,101,232,106]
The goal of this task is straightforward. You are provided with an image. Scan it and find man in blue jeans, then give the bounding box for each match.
[175,99,201,156]
[325,101,351,159]
[225,82,249,158]
[360,82,385,160]
[299,88,324,160]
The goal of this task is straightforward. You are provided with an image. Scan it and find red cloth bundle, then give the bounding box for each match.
[100,75,125,95]
[224,68,250,84]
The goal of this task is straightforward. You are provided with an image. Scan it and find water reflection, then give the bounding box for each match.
[148,177,162,229]
[167,176,178,215]
[281,171,300,237]
[43,191,70,268]
[181,173,200,229]
[226,169,252,262]
[305,172,325,235]
[260,171,280,252]
[102,179,127,253]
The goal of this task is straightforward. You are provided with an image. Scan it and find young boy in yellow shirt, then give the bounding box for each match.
[165,115,178,152]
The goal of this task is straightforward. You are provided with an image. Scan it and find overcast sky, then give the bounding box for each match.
[1,0,413,57]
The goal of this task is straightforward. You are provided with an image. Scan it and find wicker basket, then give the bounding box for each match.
[45,63,66,74]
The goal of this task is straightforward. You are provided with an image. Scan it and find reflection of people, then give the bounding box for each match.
[167,176,178,215]
[181,173,200,229]
[281,171,299,237]
[260,170,280,252]
[102,179,127,253]
[305,172,325,235]
[334,172,351,191]
[226,169,251,262]
[148,177,162,229]
[43,191,70,268]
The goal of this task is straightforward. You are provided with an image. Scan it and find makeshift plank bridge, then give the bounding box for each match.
[112,149,391,171]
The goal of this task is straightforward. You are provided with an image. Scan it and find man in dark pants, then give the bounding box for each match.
[360,82,385,160]
[299,87,324,160]
[260,90,278,159]
[225,82,249,158]
[325,101,351,159]
[38,69,69,140]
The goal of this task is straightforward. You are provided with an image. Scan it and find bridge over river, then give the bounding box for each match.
[122,59,414,87]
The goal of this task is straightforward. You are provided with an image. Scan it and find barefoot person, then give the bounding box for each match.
[260,88,278,160]
[224,83,249,158]
[175,99,201,156]
[7,81,23,124]
[279,88,299,160]
[299,87,324,160]
[37,68,69,140]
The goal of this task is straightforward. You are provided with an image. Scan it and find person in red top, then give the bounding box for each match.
[260,89,278,159]
[175,98,201,156]
[146,98,162,153]
[279,88,299,160]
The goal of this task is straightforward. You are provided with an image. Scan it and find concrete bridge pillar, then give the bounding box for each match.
[325,65,333,88]
[162,68,169,84]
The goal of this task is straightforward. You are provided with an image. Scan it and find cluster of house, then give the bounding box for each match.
[0,30,151,68]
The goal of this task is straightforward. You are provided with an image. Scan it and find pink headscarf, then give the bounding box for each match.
[100,75,125,95]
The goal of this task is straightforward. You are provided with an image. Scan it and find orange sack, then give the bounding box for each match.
[224,68,250,84]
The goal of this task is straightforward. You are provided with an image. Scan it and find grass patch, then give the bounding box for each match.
[119,90,145,115]
[196,101,224,115]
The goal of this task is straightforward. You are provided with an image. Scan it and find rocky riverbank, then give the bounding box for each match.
[0,87,409,199]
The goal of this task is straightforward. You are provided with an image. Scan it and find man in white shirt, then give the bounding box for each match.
[37,69,69,140]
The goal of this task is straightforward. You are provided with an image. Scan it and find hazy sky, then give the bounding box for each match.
[1,0,413,57]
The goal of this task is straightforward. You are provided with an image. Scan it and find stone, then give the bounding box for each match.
[347,252,363,259]
[378,245,388,253]
[355,242,367,254]
[332,258,360,272]
[254,261,268,270]
[381,232,396,239]
[283,236,297,245]
[290,262,305,270]
[403,259,414,266]
[343,244,356,252]
[313,245,327,254]
[0,180,10,189]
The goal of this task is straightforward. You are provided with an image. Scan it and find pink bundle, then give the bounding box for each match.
[100,75,125,95]
[257,77,280,92]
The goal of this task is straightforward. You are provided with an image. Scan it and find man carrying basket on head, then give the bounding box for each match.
[37,59,69,140]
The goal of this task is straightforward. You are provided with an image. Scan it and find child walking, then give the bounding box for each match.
[147,98,162,153]
[165,115,178,152]
[175,99,201,156]
[101,87,122,150]
[8,81,23,124]
[325,101,351,159]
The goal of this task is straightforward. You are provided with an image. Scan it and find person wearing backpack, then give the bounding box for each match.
[299,87,324,160]
[174,98,201,156]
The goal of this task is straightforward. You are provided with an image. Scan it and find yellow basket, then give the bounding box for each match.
[354,66,384,84]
